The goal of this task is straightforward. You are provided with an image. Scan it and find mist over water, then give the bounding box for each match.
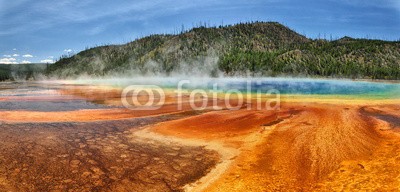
[56,77,400,99]
[31,45,400,100]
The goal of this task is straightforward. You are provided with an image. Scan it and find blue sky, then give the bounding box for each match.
[0,0,399,64]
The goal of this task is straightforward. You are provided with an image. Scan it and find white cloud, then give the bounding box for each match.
[0,58,18,64]
[64,49,73,52]
[12,54,19,57]
[3,55,11,57]
[20,60,31,64]
[2,58,16,61]
[12,48,17,51]
[22,54,33,58]
[40,59,54,63]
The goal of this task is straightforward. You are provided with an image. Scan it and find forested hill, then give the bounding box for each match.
[46,22,400,79]
[0,64,48,81]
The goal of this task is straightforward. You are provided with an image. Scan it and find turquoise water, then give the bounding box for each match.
[219,79,400,99]
[69,77,400,99]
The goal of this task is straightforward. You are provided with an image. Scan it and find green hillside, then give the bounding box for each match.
[0,65,11,81]
[44,22,400,79]
[0,64,48,81]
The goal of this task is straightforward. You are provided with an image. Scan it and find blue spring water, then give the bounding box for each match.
[73,77,400,99]
[218,79,400,98]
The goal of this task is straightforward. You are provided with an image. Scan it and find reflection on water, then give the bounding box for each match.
[0,82,113,111]
[0,100,112,112]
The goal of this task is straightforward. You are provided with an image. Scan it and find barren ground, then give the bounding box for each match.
[0,82,399,191]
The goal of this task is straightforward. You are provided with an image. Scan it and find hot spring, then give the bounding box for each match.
[64,77,400,100]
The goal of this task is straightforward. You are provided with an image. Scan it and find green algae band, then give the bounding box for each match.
[71,78,400,99]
